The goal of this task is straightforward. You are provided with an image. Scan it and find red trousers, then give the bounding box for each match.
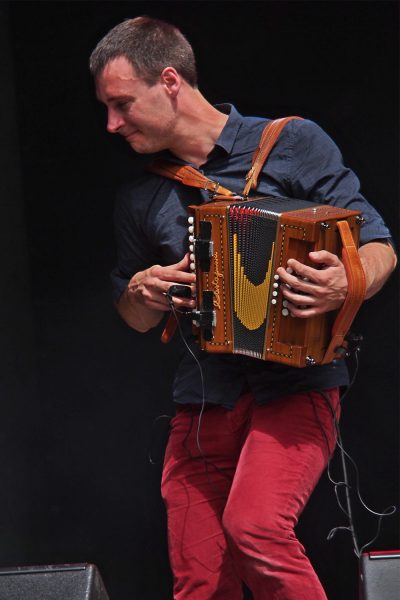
[161,389,340,600]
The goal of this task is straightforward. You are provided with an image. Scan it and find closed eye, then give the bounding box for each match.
[116,101,131,111]
[111,96,134,111]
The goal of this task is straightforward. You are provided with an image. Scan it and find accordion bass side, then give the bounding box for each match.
[187,195,366,368]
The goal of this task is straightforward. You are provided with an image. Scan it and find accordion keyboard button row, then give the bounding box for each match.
[271,273,290,317]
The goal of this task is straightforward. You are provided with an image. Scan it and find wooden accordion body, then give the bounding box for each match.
[188,195,365,368]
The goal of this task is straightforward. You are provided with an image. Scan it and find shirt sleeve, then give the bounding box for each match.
[110,186,159,303]
[287,119,392,244]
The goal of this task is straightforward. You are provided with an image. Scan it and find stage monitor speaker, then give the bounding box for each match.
[359,550,400,600]
[0,563,109,600]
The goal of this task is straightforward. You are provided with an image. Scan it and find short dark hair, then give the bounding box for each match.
[89,16,197,87]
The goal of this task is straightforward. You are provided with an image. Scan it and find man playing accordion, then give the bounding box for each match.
[91,17,396,600]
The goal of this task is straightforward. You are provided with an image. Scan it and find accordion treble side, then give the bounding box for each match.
[187,195,365,368]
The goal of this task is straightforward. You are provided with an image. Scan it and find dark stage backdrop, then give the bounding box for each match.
[1,2,398,599]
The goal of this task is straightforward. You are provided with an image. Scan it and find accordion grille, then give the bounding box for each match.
[229,206,278,357]
[233,233,275,330]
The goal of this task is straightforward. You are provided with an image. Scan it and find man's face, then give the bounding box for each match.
[95,56,178,154]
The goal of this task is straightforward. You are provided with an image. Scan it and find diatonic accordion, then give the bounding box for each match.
[187,195,365,368]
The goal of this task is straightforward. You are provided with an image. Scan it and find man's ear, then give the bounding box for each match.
[160,67,181,97]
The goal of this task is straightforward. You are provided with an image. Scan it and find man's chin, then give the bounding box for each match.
[127,140,163,154]
[127,140,146,153]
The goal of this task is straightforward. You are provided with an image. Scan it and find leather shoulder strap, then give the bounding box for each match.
[243,116,303,197]
[148,158,236,198]
[149,116,303,199]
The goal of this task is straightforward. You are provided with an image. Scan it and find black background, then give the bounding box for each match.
[1,1,398,599]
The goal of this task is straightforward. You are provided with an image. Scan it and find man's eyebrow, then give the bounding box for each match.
[107,94,133,103]
[96,93,133,103]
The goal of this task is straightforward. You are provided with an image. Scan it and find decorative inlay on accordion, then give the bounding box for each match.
[187,195,365,368]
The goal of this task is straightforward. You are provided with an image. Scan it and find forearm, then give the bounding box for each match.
[115,287,164,332]
[359,241,397,300]
[114,255,196,332]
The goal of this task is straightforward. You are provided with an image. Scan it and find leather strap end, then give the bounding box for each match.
[161,314,177,344]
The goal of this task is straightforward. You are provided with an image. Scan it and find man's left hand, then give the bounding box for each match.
[276,250,348,318]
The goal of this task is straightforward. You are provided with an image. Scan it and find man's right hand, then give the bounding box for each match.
[116,254,196,332]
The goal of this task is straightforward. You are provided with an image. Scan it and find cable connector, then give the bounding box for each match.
[345,331,364,354]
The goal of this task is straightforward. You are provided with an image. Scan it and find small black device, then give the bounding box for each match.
[168,284,192,298]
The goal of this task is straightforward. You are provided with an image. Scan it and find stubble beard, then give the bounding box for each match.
[127,112,178,155]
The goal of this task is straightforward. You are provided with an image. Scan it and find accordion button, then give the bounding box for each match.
[283,300,288,307]
[286,267,294,274]
[190,254,195,261]
[189,244,194,252]
[271,299,277,305]
[272,291,278,297]
[188,216,194,224]
[188,225,194,233]
[189,235,194,242]
[190,262,196,271]
[282,308,289,317]
[273,282,279,288]
[274,274,280,280]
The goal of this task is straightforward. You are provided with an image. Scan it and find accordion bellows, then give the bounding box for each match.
[188,195,365,368]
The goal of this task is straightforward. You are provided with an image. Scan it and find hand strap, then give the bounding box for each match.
[321,220,366,364]
[243,116,303,196]
[148,159,236,198]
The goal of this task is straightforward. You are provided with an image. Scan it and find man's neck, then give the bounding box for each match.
[167,88,229,167]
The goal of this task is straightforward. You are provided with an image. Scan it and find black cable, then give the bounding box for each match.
[305,335,396,559]
[166,295,207,456]
[316,349,396,559]
[165,295,235,492]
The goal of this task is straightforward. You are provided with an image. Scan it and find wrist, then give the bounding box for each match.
[126,270,145,306]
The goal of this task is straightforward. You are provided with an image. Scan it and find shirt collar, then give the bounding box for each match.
[212,104,243,154]
[157,104,243,165]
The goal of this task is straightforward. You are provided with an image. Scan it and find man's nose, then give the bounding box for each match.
[107,108,124,134]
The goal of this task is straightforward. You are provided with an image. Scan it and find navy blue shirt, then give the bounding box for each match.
[111,105,392,408]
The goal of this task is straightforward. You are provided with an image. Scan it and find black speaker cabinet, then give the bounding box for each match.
[359,551,400,600]
[0,563,109,600]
